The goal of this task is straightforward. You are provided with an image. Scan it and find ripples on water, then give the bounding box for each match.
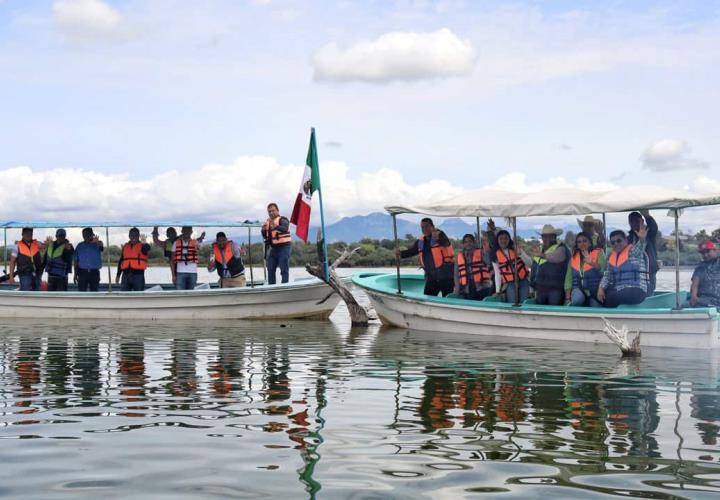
[1,296,720,498]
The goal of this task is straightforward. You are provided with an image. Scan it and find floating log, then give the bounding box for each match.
[601,317,641,356]
[305,231,369,326]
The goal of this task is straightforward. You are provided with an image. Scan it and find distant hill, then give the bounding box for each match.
[286,212,583,243]
[318,212,417,242]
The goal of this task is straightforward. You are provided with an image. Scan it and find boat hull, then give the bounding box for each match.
[0,280,340,320]
[354,273,720,349]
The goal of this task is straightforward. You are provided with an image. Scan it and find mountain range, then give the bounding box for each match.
[312,212,578,242]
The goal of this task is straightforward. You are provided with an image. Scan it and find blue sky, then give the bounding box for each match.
[0,0,719,228]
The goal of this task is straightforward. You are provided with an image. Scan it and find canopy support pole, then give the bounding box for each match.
[674,209,681,309]
[3,228,6,272]
[512,217,520,306]
[602,213,607,249]
[476,217,481,241]
[392,214,402,294]
[106,227,112,292]
[247,227,254,288]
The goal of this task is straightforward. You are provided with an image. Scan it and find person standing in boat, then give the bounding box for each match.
[43,228,74,291]
[262,203,292,285]
[684,241,720,308]
[207,232,246,288]
[74,227,104,292]
[152,227,178,264]
[172,226,202,290]
[531,225,571,306]
[6,227,45,291]
[115,227,151,292]
[453,233,493,300]
[597,225,649,308]
[564,232,606,307]
[397,218,455,296]
[628,210,658,296]
[490,229,531,303]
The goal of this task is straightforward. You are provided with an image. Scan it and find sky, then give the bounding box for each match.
[1,0,719,235]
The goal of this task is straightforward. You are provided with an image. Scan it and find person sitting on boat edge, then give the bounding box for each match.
[207,232,246,288]
[43,228,74,291]
[490,229,531,303]
[530,224,571,306]
[453,233,493,300]
[6,227,45,291]
[577,215,606,250]
[597,225,649,308]
[74,227,104,292]
[262,203,292,285]
[684,240,720,308]
[628,210,658,296]
[115,227,151,292]
[396,218,454,297]
[172,226,202,290]
[564,231,606,307]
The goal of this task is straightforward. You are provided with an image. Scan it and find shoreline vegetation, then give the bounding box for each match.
[0,229,708,268]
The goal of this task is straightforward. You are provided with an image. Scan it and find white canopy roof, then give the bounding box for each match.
[386,186,720,218]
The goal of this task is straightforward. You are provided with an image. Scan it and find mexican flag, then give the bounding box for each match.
[290,129,321,242]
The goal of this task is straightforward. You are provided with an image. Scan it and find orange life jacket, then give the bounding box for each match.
[457,249,492,286]
[16,239,39,258]
[266,217,292,245]
[174,239,199,264]
[496,248,527,283]
[212,241,245,277]
[417,236,454,270]
[570,248,603,292]
[15,239,42,275]
[120,242,148,271]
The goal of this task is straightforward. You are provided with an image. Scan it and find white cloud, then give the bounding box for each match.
[641,139,710,172]
[53,0,122,42]
[3,162,720,237]
[312,28,476,83]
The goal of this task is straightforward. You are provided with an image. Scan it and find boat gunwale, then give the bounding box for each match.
[0,278,335,299]
[352,272,720,320]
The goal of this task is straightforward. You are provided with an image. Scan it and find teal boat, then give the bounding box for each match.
[352,185,720,349]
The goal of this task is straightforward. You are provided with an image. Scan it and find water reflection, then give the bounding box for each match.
[0,320,719,498]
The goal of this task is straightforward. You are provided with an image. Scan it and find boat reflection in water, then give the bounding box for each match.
[1,320,719,498]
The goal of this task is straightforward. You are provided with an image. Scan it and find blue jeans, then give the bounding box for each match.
[267,244,291,285]
[504,279,529,303]
[536,287,565,306]
[19,273,39,291]
[570,288,602,307]
[176,272,197,290]
[121,272,146,292]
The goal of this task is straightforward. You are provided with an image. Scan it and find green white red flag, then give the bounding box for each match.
[290,129,321,242]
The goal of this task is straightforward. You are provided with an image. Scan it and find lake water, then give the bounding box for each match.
[1,269,719,498]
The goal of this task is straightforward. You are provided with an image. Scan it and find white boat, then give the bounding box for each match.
[353,185,720,349]
[1,220,340,320]
[0,278,340,320]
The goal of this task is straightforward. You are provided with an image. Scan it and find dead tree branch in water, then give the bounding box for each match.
[305,230,369,326]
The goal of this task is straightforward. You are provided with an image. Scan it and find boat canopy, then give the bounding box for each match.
[385,186,720,217]
[1,220,263,229]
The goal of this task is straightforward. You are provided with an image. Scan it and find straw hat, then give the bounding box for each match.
[577,215,601,228]
[538,224,563,236]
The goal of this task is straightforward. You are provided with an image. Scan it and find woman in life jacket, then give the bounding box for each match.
[564,231,606,307]
[491,229,532,303]
[453,233,493,300]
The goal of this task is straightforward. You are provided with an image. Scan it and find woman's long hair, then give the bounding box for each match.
[493,229,515,252]
[573,231,595,254]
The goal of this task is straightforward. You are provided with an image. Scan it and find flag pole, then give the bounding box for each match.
[311,128,330,282]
